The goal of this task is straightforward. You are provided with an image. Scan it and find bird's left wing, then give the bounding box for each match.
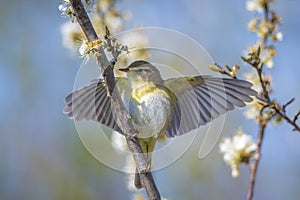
[63,78,128,133]
[164,76,257,137]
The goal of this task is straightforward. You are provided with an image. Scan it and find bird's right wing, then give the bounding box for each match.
[164,76,257,137]
[63,78,128,132]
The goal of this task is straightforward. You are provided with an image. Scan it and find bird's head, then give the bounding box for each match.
[119,60,163,84]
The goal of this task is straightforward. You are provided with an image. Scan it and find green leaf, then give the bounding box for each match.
[257,46,261,56]
[241,56,250,64]
[273,115,283,125]
[225,65,232,72]
[208,65,221,72]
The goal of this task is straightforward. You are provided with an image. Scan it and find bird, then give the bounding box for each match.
[63,60,257,188]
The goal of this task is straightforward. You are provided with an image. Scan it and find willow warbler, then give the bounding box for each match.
[64,60,257,187]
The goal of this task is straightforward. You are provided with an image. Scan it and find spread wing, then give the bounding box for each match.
[164,76,257,137]
[63,78,127,132]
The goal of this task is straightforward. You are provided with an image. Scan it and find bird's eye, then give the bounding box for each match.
[135,68,149,73]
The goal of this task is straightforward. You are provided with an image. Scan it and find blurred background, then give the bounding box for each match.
[1,0,300,199]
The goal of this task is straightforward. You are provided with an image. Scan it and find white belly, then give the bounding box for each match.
[129,92,171,139]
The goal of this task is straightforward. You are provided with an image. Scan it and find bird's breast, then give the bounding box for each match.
[128,84,171,139]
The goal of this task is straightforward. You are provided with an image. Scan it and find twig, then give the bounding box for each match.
[273,106,300,131]
[210,63,238,79]
[282,98,295,112]
[246,4,269,200]
[255,66,272,104]
[246,1,299,198]
[251,59,300,132]
[69,1,161,199]
[293,111,300,124]
[254,63,300,132]
[246,123,266,200]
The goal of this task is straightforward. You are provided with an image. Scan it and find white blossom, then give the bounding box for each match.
[79,41,89,57]
[123,155,138,191]
[60,21,82,51]
[58,0,75,20]
[219,131,257,177]
[275,32,283,41]
[231,164,240,178]
[111,131,128,153]
[246,0,263,13]
[264,58,274,68]
[244,106,258,120]
[260,48,274,68]
[120,30,150,64]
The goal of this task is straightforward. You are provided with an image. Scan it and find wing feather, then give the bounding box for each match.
[76,84,106,120]
[63,79,126,132]
[164,76,257,137]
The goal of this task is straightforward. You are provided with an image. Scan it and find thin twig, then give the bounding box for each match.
[293,111,300,124]
[246,4,269,200]
[246,1,299,199]
[255,67,272,104]
[254,63,300,131]
[273,106,300,131]
[246,123,266,200]
[69,1,161,199]
[213,63,238,79]
[282,98,295,112]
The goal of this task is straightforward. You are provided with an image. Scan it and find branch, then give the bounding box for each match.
[255,65,272,104]
[209,63,239,79]
[247,55,300,132]
[252,48,300,132]
[246,123,266,200]
[273,102,300,132]
[246,4,270,200]
[69,1,161,199]
[246,2,299,199]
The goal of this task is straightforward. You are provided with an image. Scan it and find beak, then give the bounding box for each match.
[119,68,129,72]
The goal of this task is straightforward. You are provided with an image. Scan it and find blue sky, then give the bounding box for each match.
[1,1,300,199]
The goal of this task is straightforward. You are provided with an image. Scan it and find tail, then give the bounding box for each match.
[134,138,157,189]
